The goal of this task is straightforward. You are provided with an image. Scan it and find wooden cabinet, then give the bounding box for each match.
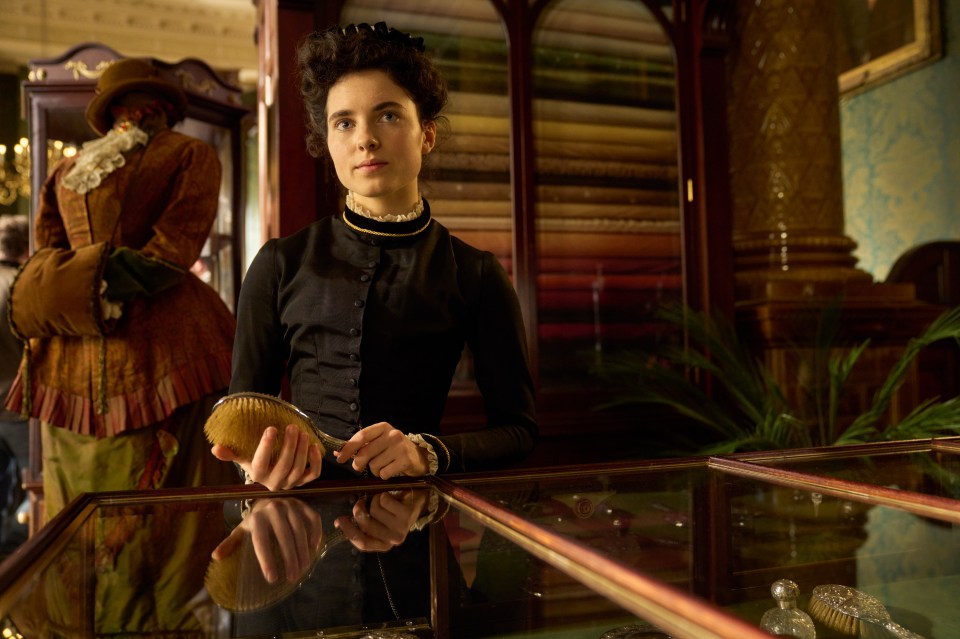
[23,43,250,310]
[258,0,736,461]
[19,43,251,533]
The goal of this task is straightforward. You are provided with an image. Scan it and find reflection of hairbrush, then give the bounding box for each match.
[205,527,345,612]
[203,391,345,462]
[599,622,673,638]
[808,584,924,638]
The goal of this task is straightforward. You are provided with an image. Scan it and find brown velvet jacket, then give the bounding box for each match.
[4,129,236,437]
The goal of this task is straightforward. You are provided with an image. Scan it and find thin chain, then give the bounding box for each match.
[377,554,401,620]
[341,213,431,238]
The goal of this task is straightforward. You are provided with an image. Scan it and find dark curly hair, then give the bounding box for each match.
[297,22,448,159]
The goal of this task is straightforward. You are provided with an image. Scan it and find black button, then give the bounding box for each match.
[349,378,357,387]
[354,299,364,308]
[367,261,377,268]
[360,274,370,282]
[370,239,380,246]
[349,402,359,411]
[349,353,358,361]
[349,328,360,336]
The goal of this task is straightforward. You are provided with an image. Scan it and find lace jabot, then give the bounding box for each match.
[345,191,424,222]
[62,122,149,194]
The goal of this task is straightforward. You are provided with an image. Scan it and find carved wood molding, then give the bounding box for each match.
[0,0,257,86]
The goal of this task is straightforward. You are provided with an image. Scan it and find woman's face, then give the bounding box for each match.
[326,69,436,214]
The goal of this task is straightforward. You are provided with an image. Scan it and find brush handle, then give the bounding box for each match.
[311,428,347,453]
[881,620,924,639]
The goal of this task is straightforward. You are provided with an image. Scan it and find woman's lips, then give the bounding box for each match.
[356,160,387,173]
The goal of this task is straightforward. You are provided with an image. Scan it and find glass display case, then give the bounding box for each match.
[1,438,958,638]
[18,42,252,535]
[22,42,249,312]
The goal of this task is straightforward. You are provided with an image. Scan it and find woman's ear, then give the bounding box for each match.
[421,121,437,154]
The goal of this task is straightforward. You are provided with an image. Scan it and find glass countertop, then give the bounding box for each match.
[733,438,960,500]
[0,481,717,639]
[1,442,959,638]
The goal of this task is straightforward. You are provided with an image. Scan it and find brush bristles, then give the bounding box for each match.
[808,595,859,636]
[204,395,326,462]
[859,620,892,639]
[204,539,299,612]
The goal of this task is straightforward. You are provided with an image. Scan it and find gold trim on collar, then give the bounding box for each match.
[341,212,432,238]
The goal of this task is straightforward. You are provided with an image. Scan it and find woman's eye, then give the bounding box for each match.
[333,120,353,131]
[380,112,398,123]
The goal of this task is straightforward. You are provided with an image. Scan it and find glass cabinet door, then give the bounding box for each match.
[531,0,681,392]
[339,1,511,395]
[336,0,682,412]
[18,43,250,535]
[23,43,249,312]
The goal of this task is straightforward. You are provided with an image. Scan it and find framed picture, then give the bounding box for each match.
[835,0,943,95]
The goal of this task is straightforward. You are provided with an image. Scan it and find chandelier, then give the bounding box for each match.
[0,138,78,206]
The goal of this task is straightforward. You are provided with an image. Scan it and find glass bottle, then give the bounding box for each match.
[760,579,817,639]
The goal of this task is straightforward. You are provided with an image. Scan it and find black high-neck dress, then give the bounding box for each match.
[230,200,537,478]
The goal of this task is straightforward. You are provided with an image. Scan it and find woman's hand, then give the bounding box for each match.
[335,422,430,479]
[211,423,324,491]
[336,489,430,551]
[211,497,324,585]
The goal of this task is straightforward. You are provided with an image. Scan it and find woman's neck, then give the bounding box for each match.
[346,191,424,222]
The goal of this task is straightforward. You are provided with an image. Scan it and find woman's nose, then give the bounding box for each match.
[359,132,379,150]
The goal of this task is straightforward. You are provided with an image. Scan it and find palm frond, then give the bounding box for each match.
[823,339,871,446]
[655,305,779,425]
[598,358,754,440]
[867,307,960,432]
[880,396,960,441]
[597,302,960,455]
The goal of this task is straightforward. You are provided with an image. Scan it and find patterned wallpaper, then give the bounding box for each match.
[841,0,960,281]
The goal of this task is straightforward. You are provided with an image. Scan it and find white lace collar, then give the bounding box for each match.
[345,191,424,222]
[62,122,149,194]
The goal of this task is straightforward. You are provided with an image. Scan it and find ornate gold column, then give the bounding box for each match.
[724,0,938,424]
[726,0,871,292]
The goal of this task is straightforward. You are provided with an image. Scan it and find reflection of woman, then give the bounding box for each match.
[5,58,238,520]
[209,491,434,634]
[215,22,537,489]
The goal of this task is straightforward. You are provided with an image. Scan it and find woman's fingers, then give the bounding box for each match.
[301,442,324,484]
[337,423,426,479]
[211,524,245,561]
[249,509,283,583]
[241,426,324,491]
[249,426,280,479]
[210,443,239,464]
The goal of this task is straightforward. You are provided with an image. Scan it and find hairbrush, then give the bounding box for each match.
[203,391,346,462]
[808,584,924,639]
[204,526,345,612]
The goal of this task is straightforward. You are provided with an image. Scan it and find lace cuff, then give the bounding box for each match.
[406,433,438,475]
[411,491,443,531]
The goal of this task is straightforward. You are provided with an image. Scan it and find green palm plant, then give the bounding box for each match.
[597,303,960,454]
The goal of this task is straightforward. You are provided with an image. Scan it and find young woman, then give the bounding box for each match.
[214,22,537,489]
